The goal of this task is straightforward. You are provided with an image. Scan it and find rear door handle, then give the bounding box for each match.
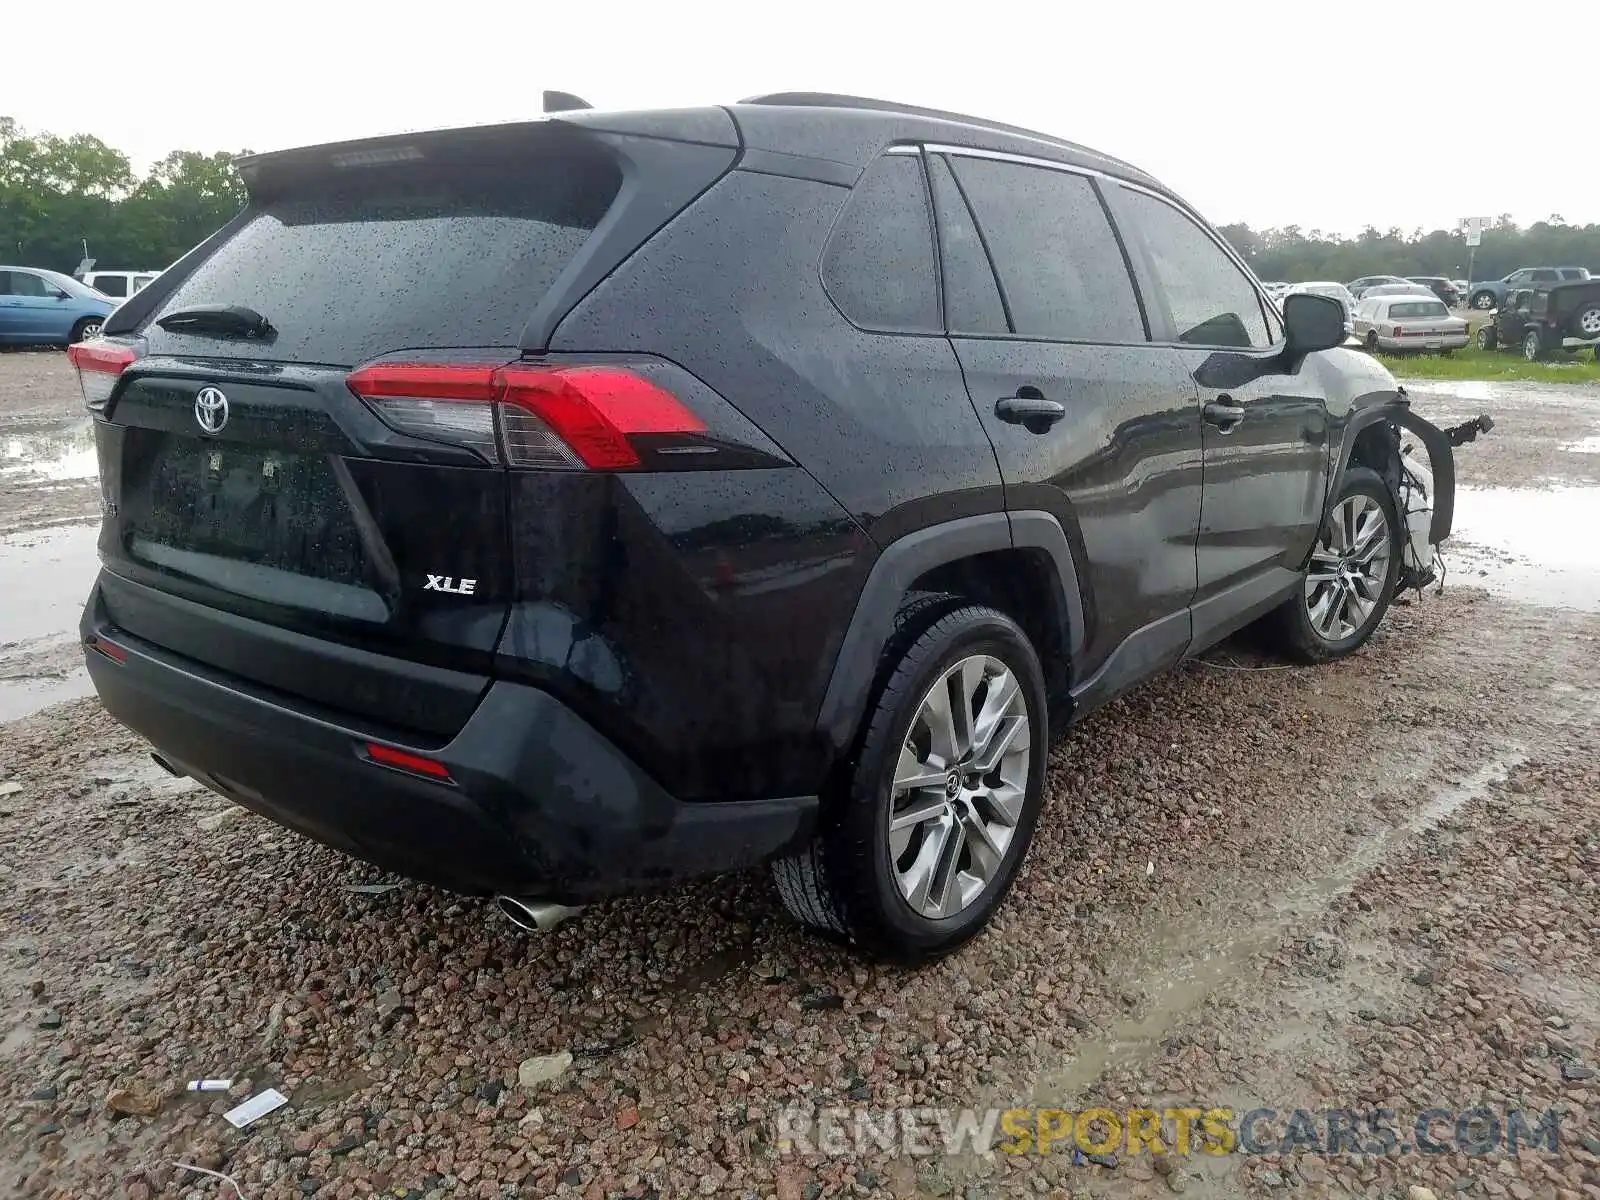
[1203,396,1246,433]
[995,393,1066,432]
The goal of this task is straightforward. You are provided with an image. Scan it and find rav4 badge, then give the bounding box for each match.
[424,575,477,596]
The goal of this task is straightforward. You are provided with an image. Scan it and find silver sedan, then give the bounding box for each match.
[1353,296,1470,352]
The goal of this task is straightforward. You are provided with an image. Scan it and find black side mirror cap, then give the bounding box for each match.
[1282,292,1347,356]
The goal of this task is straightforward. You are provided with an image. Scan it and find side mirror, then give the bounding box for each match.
[52,290,71,300]
[1282,293,1346,356]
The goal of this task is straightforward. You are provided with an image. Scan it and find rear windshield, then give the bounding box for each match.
[1389,301,1449,319]
[148,142,621,364]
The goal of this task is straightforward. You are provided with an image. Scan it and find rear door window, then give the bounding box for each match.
[1108,186,1272,349]
[148,140,622,364]
[946,156,1145,343]
[820,153,940,333]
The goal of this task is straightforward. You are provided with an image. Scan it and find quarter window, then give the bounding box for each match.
[946,156,1145,343]
[94,276,129,297]
[1111,186,1272,349]
[821,153,940,333]
[925,155,1006,335]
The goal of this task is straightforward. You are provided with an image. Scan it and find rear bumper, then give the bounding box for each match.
[1375,333,1470,351]
[81,582,817,902]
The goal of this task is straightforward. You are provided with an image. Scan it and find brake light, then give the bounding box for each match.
[364,742,452,781]
[346,362,706,470]
[66,341,137,411]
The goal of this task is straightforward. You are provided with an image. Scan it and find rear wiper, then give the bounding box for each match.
[156,305,275,340]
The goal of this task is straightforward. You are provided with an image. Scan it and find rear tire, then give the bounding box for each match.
[771,603,1048,964]
[1263,467,1401,665]
[1523,329,1545,361]
[1364,330,1379,350]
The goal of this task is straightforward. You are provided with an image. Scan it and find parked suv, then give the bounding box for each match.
[1466,266,1590,310]
[1476,283,1600,360]
[73,94,1466,962]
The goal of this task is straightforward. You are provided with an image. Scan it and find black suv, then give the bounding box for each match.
[72,94,1464,962]
[1476,282,1600,361]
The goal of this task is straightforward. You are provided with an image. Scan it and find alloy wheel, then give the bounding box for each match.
[887,654,1031,920]
[1578,308,1600,337]
[1304,495,1391,642]
[78,322,102,341]
[1524,332,1541,361]
[1473,293,1495,309]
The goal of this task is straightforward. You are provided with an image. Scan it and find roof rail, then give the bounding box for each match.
[736,91,1136,170]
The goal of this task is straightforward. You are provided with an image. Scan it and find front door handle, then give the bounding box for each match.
[1203,396,1246,433]
[995,392,1066,433]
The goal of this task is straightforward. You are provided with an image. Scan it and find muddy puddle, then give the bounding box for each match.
[0,525,101,722]
[1448,485,1600,612]
[1,419,96,485]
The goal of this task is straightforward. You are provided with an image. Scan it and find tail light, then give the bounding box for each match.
[347,362,707,470]
[66,341,138,411]
[1389,325,1400,337]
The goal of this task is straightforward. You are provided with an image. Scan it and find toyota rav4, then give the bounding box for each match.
[72,93,1475,963]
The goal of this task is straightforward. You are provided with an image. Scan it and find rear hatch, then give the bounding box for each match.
[78,118,736,737]
[1386,300,1463,344]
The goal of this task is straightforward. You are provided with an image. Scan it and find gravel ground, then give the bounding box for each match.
[1,352,1597,1200]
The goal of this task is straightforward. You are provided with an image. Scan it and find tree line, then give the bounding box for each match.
[2,117,246,272]
[1217,218,1600,285]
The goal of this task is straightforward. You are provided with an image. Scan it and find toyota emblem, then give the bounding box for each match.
[194,387,229,434]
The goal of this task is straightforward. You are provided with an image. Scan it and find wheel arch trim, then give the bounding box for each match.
[815,511,1084,757]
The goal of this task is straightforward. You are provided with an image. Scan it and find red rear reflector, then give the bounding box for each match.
[364,742,452,781]
[87,636,127,663]
[66,341,138,411]
[346,362,705,471]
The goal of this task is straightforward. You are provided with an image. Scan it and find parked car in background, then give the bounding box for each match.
[1261,281,1290,303]
[69,92,1454,963]
[1407,276,1460,306]
[1466,267,1591,311]
[1348,274,1412,299]
[1284,280,1359,320]
[1358,282,1437,302]
[0,266,117,345]
[1477,283,1600,360]
[81,270,162,301]
[1353,296,1470,353]
[1451,279,1468,300]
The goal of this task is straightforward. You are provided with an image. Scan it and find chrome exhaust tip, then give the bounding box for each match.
[495,896,585,933]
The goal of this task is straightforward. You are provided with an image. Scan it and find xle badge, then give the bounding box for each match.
[424,576,477,596]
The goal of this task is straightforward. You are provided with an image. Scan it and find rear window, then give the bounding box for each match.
[149,143,621,364]
[1388,301,1449,319]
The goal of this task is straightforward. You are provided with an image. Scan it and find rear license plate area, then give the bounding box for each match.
[121,432,369,587]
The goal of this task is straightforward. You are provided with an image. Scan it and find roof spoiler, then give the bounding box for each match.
[543,91,593,113]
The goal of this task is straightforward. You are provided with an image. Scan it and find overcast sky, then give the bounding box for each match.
[5,1,1590,236]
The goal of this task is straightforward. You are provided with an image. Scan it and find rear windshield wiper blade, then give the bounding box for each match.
[156,305,275,339]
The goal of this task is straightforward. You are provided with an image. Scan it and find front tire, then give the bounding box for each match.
[1476,325,1498,351]
[68,318,102,343]
[1264,467,1401,664]
[771,604,1047,964]
[1471,291,1496,310]
[1523,329,1544,361]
